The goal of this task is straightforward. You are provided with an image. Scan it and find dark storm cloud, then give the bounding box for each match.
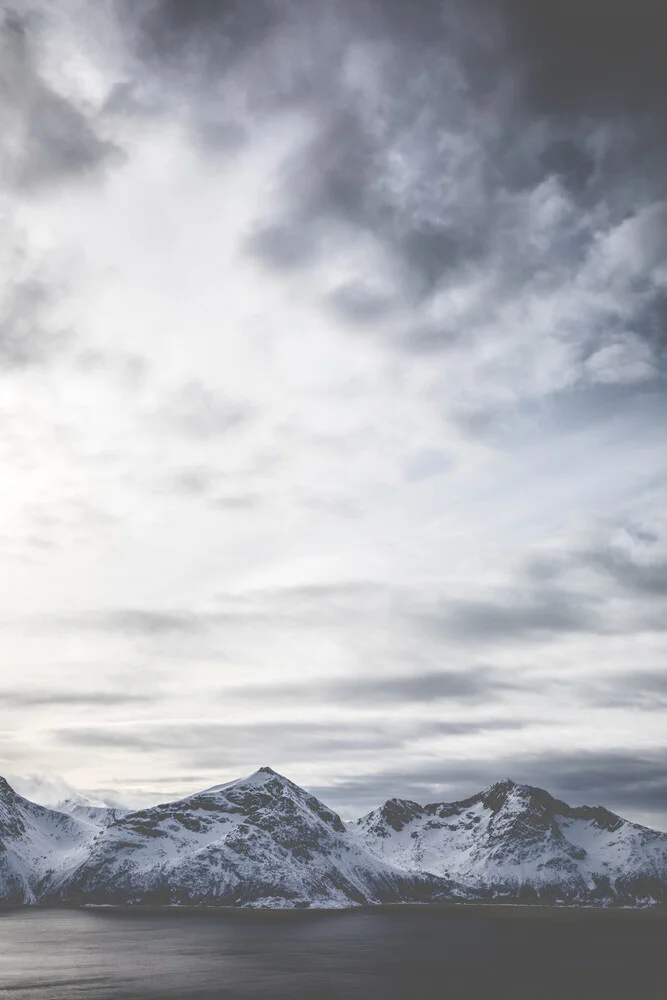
[537,140,594,195]
[1,10,121,191]
[129,3,489,303]
[110,0,667,386]
[284,106,382,228]
[499,0,667,118]
[246,96,491,306]
[118,0,279,77]
[498,2,667,285]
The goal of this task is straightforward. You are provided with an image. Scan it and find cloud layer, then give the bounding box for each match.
[1,0,665,827]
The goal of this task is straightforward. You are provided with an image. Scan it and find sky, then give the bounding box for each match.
[1,0,666,829]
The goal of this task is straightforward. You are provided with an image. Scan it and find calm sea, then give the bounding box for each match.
[0,906,665,999]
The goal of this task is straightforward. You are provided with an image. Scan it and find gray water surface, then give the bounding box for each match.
[0,907,665,999]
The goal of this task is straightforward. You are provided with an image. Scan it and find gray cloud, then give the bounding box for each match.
[106,0,667,404]
[1,690,153,708]
[499,0,667,119]
[325,283,395,327]
[438,589,602,641]
[226,667,523,708]
[583,671,667,711]
[53,720,404,765]
[155,381,253,440]
[538,139,594,195]
[1,10,121,191]
[0,280,69,368]
[159,468,214,497]
[246,4,667,386]
[84,610,203,636]
[583,546,667,598]
[346,669,521,703]
[242,222,321,272]
[37,572,613,645]
[51,714,531,784]
[120,0,278,78]
[313,748,667,826]
[525,525,667,608]
[249,579,607,643]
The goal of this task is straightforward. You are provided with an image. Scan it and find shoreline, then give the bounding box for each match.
[2,901,666,920]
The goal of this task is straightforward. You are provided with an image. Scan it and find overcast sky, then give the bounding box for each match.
[1,0,666,829]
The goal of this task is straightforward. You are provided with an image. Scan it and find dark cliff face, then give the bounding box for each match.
[475,781,627,845]
[0,777,15,799]
[380,799,424,832]
[0,779,26,841]
[481,779,517,814]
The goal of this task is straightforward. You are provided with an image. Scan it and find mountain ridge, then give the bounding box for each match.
[354,777,667,906]
[1,768,665,908]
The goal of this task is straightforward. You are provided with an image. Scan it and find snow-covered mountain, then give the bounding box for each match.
[54,792,128,828]
[0,777,102,904]
[1,769,666,908]
[352,778,667,906]
[48,767,454,908]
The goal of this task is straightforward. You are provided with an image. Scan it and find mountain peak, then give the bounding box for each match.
[257,765,277,775]
[0,776,16,799]
[481,777,520,812]
[488,777,517,792]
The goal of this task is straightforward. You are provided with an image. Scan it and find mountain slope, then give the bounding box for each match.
[54,792,128,828]
[0,777,101,904]
[2,770,666,908]
[351,778,667,905]
[48,767,455,908]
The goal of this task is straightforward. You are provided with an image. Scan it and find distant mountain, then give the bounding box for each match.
[6,773,126,813]
[352,778,667,906]
[1,769,665,908]
[54,792,128,828]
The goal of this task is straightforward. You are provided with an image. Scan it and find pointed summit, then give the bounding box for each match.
[481,777,517,812]
[0,776,16,800]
